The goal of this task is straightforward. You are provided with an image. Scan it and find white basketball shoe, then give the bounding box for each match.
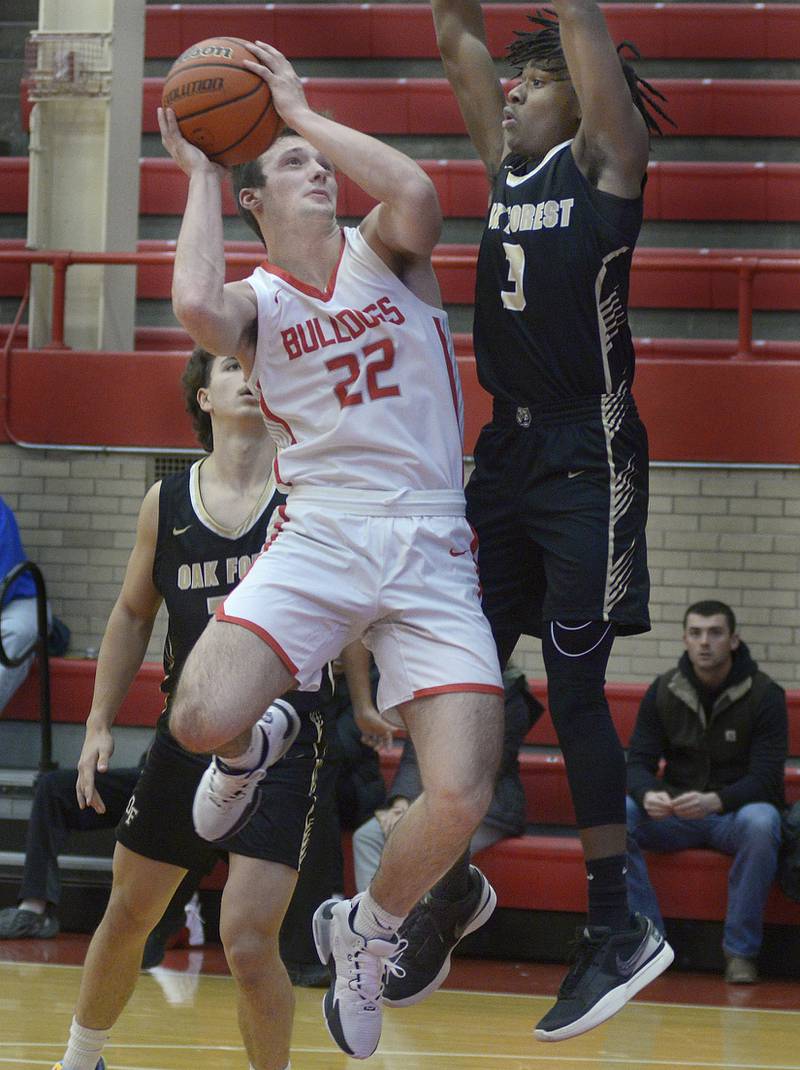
[192,699,300,842]
[313,895,406,1060]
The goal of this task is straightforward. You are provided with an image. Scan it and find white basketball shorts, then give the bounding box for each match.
[215,489,503,719]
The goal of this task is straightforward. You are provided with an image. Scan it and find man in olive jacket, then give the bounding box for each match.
[625,600,787,984]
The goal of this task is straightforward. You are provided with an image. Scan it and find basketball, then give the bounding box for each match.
[161,37,282,168]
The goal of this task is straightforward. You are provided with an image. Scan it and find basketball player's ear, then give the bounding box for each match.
[239,186,263,214]
[197,385,212,415]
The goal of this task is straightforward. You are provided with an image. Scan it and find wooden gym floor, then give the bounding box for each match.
[1,937,799,1070]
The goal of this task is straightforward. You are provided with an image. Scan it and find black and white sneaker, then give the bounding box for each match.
[192,699,300,842]
[383,865,496,1007]
[535,913,674,1042]
[313,895,405,1060]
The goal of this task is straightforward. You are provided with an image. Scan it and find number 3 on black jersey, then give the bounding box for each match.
[501,242,527,312]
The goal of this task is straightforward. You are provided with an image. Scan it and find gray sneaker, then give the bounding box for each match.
[0,907,59,939]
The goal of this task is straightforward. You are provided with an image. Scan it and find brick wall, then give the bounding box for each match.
[2,443,798,686]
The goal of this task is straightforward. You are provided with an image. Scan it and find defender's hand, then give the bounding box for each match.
[76,724,115,813]
[354,704,395,750]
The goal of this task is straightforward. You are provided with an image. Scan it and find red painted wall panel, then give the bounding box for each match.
[5,160,800,224]
[143,5,800,61]
[25,79,798,138]
[3,345,799,463]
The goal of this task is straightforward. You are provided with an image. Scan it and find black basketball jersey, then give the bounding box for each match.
[152,460,282,728]
[474,139,644,408]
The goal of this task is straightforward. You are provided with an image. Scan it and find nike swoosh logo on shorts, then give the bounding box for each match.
[449,549,468,557]
[567,470,585,479]
[172,525,192,535]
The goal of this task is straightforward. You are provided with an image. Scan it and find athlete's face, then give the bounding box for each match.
[503,64,581,159]
[258,136,338,221]
[198,355,261,424]
[683,613,739,679]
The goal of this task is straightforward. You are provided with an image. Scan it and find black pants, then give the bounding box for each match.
[20,766,141,906]
[19,765,204,932]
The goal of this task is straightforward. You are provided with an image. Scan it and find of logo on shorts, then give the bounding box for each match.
[124,795,139,826]
[516,406,532,428]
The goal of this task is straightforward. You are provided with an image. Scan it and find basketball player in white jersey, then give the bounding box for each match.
[158,41,504,1061]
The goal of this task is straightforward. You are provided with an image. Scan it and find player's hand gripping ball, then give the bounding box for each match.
[161,37,282,167]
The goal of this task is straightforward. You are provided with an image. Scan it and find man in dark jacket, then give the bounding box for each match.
[626,600,787,984]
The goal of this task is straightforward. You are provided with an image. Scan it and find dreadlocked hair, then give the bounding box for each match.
[505,8,675,136]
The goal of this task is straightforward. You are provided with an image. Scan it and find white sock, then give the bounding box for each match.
[354,890,405,941]
[218,724,261,771]
[61,1016,109,1070]
[19,898,46,914]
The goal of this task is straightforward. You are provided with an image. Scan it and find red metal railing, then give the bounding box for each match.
[0,247,798,359]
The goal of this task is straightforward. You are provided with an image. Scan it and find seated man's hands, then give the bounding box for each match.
[671,791,722,820]
[642,790,674,819]
[375,797,410,838]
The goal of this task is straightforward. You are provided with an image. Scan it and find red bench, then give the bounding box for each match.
[3,158,799,224]
[20,78,800,139]
[6,659,799,923]
[143,4,800,62]
[7,658,800,757]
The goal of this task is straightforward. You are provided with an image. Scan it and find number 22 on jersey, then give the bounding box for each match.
[325,338,400,407]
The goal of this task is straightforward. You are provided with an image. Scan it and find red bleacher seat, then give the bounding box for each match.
[6,159,800,224]
[143,5,800,62]
[20,79,800,140]
[477,836,800,924]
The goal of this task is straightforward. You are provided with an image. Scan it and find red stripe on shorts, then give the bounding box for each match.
[412,683,505,700]
[214,603,299,676]
[433,316,464,481]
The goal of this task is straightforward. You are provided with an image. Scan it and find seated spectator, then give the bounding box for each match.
[625,600,787,984]
[0,495,48,711]
[280,642,393,987]
[351,665,541,1004]
[0,751,207,968]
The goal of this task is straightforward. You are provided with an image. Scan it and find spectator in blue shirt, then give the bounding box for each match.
[0,496,44,711]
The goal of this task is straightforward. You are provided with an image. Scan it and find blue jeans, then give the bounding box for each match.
[625,794,782,959]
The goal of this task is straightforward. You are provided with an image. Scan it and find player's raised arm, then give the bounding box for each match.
[548,0,650,196]
[430,0,507,179]
[158,107,258,373]
[241,42,441,263]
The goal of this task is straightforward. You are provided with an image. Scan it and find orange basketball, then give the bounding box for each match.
[162,37,282,168]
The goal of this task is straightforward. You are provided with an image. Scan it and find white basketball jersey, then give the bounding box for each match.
[245,226,464,495]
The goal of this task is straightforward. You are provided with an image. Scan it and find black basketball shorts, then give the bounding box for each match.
[116,694,333,872]
[465,391,651,645]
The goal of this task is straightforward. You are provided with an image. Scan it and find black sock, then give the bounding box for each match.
[430,851,472,902]
[586,854,630,932]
